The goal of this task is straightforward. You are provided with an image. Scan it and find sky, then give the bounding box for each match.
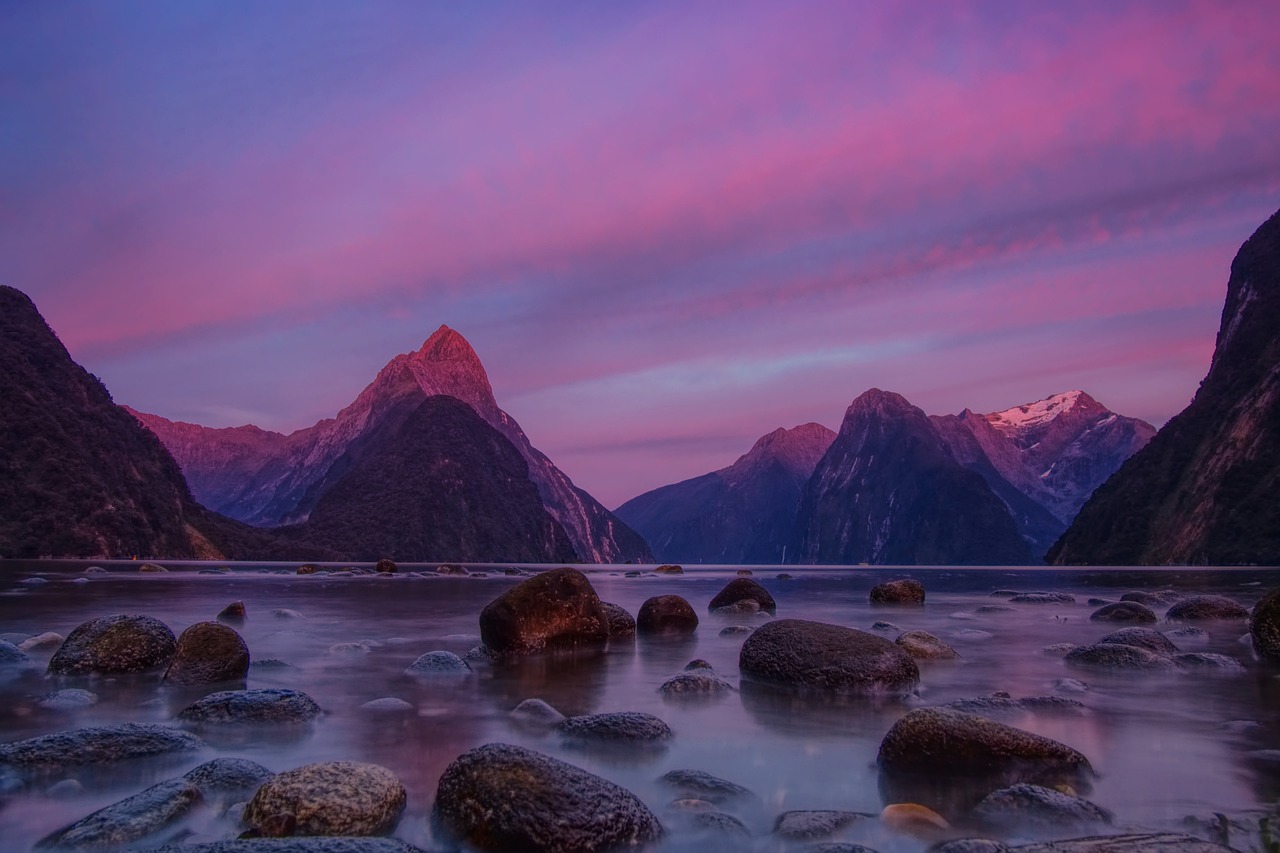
[3,1,1280,509]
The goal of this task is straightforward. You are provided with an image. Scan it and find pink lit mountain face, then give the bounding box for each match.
[133,326,652,563]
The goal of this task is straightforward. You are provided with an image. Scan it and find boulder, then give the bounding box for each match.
[360,698,415,713]
[739,619,919,694]
[36,778,201,849]
[0,641,29,664]
[139,563,168,573]
[1010,593,1076,605]
[510,699,566,729]
[295,564,320,575]
[940,696,1085,719]
[1064,644,1179,671]
[972,784,1112,833]
[216,601,246,625]
[599,602,636,639]
[896,631,960,661]
[636,595,699,637]
[559,712,672,745]
[177,689,321,724]
[870,579,925,605]
[655,564,684,574]
[877,708,1092,787]
[1175,652,1246,673]
[404,651,471,676]
[773,810,871,839]
[47,614,176,676]
[18,632,63,653]
[1089,603,1156,624]
[1166,596,1250,621]
[375,558,397,574]
[1096,628,1179,657]
[163,621,250,686]
[659,671,734,699]
[183,757,274,803]
[436,564,468,575]
[1120,590,1182,606]
[1250,588,1280,661]
[708,578,777,614]
[433,743,662,852]
[245,761,405,837]
[37,688,98,711]
[478,568,609,656]
[720,626,754,637]
[0,723,202,771]
[657,769,753,804]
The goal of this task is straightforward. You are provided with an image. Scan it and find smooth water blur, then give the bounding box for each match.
[1,562,1279,852]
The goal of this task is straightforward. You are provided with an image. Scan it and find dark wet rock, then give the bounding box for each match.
[217,601,246,625]
[736,569,754,576]
[871,621,900,632]
[1166,596,1249,621]
[740,619,919,694]
[1064,644,1179,671]
[163,621,250,686]
[1010,593,1076,605]
[878,708,1092,786]
[510,698,566,729]
[36,777,201,849]
[711,599,761,615]
[433,742,662,853]
[478,567,609,656]
[1090,602,1157,623]
[1096,628,1179,657]
[977,605,1016,614]
[1120,590,1182,607]
[1166,626,1209,642]
[973,783,1112,833]
[84,567,107,575]
[139,563,168,573]
[708,578,777,614]
[245,761,405,837]
[249,658,293,669]
[931,842,1008,853]
[153,841,425,853]
[599,602,636,639]
[19,632,63,653]
[896,630,960,661]
[683,659,713,671]
[773,810,872,840]
[360,698,414,713]
[375,558,397,574]
[625,570,642,578]
[47,614,176,676]
[404,651,471,676]
[637,595,699,637]
[184,758,274,804]
[681,810,750,837]
[436,563,467,575]
[0,723,202,771]
[295,564,320,575]
[720,626,754,637]
[37,689,98,711]
[559,712,672,745]
[0,640,30,664]
[1250,588,1280,661]
[1018,696,1088,714]
[271,609,304,620]
[1042,644,1078,658]
[1011,834,1237,852]
[777,573,793,580]
[940,696,1085,718]
[655,564,684,575]
[1175,652,1246,672]
[657,769,753,804]
[177,689,321,724]
[659,671,733,698]
[870,579,925,605]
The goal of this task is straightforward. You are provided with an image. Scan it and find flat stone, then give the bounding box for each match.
[1064,644,1178,671]
[740,619,919,694]
[657,769,753,804]
[36,778,201,849]
[0,723,203,771]
[773,809,871,839]
[177,689,321,724]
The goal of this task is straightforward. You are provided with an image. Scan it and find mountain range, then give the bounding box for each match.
[618,388,1154,565]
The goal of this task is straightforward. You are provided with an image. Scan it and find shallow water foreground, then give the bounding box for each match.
[1,562,1279,852]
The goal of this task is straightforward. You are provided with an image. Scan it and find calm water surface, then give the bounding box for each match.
[1,562,1278,852]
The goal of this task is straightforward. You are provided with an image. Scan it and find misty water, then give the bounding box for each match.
[1,563,1279,852]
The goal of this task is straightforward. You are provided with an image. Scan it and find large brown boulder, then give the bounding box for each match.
[708,578,777,614]
[433,743,662,852]
[245,761,405,837]
[479,568,609,656]
[163,622,250,686]
[47,614,176,676]
[636,595,698,637]
[1166,595,1249,621]
[1251,589,1280,661]
[739,619,919,694]
[870,579,925,605]
[599,602,636,639]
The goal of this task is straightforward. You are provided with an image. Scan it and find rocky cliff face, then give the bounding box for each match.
[283,396,577,563]
[0,286,323,560]
[134,326,652,563]
[1050,206,1280,565]
[615,423,835,563]
[793,389,1032,565]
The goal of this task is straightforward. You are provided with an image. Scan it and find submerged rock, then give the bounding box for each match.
[1064,644,1178,671]
[559,712,672,745]
[870,579,925,605]
[360,698,415,713]
[657,769,753,804]
[773,810,871,840]
[183,757,274,803]
[177,689,321,724]
[740,619,919,694]
[36,777,201,849]
[478,568,609,656]
[1096,628,1179,657]
[1010,593,1076,605]
[19,632,64,653]
[0,641,30,664]
[433,743,662,853]
[510,698,566,729]
[636,595,699,637]
[599,602,636,639]
[164,621,250,686]
[1250,588,1280,661]
[0,723,203,771]
[659,671,734,699]
[972,783,1112,833]
[708,578,777,614]
[1175,652,1246,673]
[1120,590,1182,607]
[217,601,246,625]
[245,761,405,837]
[896,631,960,661]
[36,689,98,711]
[404,651,471,676]
[47,614,176,676]
[1166,596,1250,621]
[375,558,397,574]
[1089,603,1157,624]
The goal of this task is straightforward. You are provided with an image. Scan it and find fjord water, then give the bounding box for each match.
[1,563,1277,852]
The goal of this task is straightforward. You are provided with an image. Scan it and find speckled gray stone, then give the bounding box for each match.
[245,761,405,837]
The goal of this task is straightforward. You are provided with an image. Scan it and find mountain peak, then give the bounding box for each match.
[414,324,481,365]
[984,390,1104,432]
[731,422,836,482]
